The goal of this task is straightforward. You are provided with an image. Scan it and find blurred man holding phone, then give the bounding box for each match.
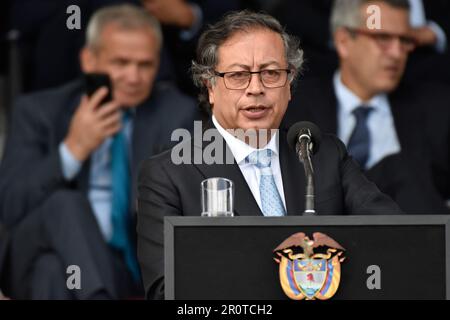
[0,4,200,299]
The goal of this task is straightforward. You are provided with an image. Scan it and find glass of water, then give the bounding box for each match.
[201,178,234,217]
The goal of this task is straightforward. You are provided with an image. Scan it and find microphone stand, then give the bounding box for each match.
[296,132,316,215]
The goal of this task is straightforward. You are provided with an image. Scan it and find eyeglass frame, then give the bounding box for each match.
[345,27,417,52]
[213,69,292,90]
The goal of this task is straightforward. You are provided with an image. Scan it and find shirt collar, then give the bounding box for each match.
[333,71,390,116]
[212,115,279,165]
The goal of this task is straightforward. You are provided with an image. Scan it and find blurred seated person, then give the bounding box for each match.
[403,0,450,85]
[271,0,450,85]
[10,0,242,96]
[0,4,201,299]
[408,0,448,52]
[9,0,124,92]
[285,0,449,213]
[140,0,244,97]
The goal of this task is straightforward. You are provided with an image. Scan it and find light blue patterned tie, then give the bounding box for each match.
[247,149,286,216]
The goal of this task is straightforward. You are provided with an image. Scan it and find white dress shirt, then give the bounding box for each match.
[212,115,287,212]
[334,71,401,169]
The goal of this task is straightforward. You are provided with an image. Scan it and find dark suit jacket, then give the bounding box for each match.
[137,123,402,299]
[0,78,202,228]
[284,77,450,213]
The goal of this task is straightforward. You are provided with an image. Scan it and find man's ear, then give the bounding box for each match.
[334,28,352,59]
[205,80,215,105]
[287,79,292,101]
[80,47,97,73]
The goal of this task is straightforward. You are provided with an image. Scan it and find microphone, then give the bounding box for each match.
[287,122,322,215]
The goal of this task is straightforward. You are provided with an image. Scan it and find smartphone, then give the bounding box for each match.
[84,73,113,105]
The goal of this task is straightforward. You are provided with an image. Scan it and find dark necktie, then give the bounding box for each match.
[347,106,373,169]
[109,111,140,282]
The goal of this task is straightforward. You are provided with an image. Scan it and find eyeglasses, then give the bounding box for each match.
[214,69,291,90]
[346,28,416,52]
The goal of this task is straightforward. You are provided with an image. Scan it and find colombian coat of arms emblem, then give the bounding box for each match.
[273,232,346,300]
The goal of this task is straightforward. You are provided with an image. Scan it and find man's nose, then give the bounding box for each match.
[246,73,265,95]
[125,65,140,83]
[387,38,405,59]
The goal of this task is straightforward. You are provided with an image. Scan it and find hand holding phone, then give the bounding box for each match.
[84,73,113,105]
[64,73,121,161]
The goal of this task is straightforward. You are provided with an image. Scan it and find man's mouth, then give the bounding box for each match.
[241,105,271,119]
[122,89,140,95]
[383,65,401,73]
[245,106,267,112]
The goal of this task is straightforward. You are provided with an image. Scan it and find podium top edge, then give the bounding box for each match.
[164,215,450,227]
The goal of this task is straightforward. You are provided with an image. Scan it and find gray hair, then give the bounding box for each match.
[330,0,410,35]
[86,4,163,51]
[192,10,304,112]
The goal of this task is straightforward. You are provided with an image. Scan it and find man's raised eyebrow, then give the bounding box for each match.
[221,61,283,71]
[259,61,283,69]
[221,63,252,71]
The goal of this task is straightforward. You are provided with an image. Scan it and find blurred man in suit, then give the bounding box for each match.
[0,4,200,299]
[269,0,450,84]
[285,0,449,213]
[137,10,402,300]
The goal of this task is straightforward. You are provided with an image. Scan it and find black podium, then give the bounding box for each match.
[164,215,450,300]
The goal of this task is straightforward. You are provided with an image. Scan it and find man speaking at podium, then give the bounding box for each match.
[137,10,402,299]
